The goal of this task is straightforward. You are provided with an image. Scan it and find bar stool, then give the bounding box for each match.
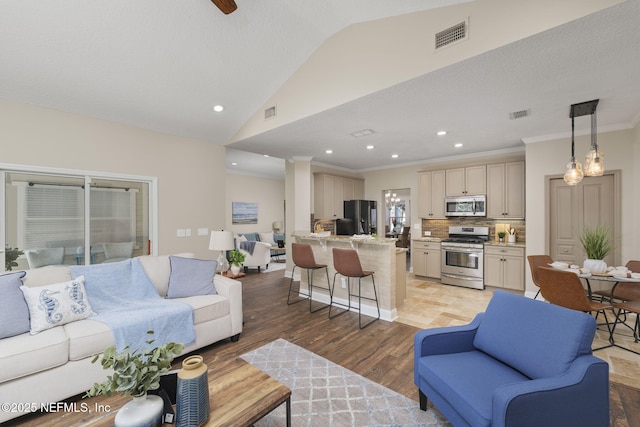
[287,243,332,312]
[329,248,380,329]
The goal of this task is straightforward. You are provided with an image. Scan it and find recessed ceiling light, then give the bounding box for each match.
[454,143,463,148]
[350,129,375,138]
[213,105,224,112]
[366,145,374,150]
[231,162,238,166]
[437,130,447,136]
[391,154,399,158]
[263,154,270,157]
[325,149,333,154]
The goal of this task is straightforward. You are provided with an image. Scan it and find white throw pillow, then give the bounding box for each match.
[20,276,96,334]
[259,232,275,245]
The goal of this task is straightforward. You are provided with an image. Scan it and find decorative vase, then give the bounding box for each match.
[230,264,241,276]
[583,259,607,274]
[115,394,164,427]
[176,355,210,427]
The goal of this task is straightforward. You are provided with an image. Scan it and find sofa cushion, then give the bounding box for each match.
[239,232,259,242]
[21,265,72,288]
[175,294,230,325]
[166,256,218,298]
[64,319,115,361]
[137,253,195,297]
[0,271,30,339]
[0,327,69,382]
[473,291,596,379]
[20,276,96,334]
[418,350,529,427]
[258,232,275,245]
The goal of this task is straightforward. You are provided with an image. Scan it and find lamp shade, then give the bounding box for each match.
[208,230,234,251]
[272,221,283,232]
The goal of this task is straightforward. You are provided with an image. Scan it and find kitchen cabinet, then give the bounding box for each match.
[445,165,486,196]
[484,245,524,290]
[412,240,441,279]
[487,162,525,218]
[314,173,364,219]
[418,170,446,218]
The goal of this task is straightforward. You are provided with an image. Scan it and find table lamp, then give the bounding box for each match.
[209,230,234,274]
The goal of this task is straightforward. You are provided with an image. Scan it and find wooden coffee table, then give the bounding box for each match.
[204,359,291,426]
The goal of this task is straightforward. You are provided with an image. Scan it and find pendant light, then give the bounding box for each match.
[584,111,604,176]
[564,99,600,186]
[563,115,583,185]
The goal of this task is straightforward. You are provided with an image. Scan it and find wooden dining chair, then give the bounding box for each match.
[537,266,615,350]
[527,255,553,300]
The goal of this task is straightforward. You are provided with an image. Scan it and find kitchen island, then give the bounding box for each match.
[292,234,407,322]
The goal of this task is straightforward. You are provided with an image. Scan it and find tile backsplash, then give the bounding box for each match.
[421,218,526,242]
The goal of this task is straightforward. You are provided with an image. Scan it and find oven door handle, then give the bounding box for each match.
[441,272,482,281]
[441,247,481,254]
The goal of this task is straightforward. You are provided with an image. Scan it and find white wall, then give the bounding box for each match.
[0,99,227,259]
[225,172,285,236]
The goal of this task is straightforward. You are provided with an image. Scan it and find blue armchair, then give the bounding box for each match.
[414,291,609,427]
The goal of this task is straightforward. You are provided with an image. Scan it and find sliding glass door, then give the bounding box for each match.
[2,168,155,272]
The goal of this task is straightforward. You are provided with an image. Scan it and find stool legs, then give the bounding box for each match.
[329,272,380,329]
[287,265,331,312]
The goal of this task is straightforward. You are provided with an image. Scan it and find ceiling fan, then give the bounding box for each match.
[211,0,237,14]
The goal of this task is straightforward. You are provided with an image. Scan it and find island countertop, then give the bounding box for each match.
[292,234,406,322]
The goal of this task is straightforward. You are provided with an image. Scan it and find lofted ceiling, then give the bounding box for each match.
[2,1,639,180]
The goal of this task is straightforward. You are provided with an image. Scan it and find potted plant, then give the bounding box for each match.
[87,331,184,427]
[497,231,506,243]
[228,249,246,276]
[5,245,23,271]
[579,225,612,274]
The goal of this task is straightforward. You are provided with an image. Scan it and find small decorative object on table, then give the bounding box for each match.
[86,331,184,427]
[580,225,612,274]
[229,249,246,276]
[498,231,506,243]
[176,355,210,427]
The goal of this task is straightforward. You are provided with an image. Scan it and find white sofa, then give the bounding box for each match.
[0,253,243,423]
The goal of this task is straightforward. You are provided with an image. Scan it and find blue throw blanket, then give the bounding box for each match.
[69,259,195,352]
[239,240,256,255]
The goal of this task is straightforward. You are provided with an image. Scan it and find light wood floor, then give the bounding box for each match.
[397,274,640,389]
[6,268,639,426]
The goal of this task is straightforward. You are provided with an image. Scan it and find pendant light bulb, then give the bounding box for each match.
[584,148,604,176]
[563,157,584,186]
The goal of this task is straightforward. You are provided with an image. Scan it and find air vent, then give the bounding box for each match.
[435,19,468,49]
[509,109,530,120]
[264,105,277,120]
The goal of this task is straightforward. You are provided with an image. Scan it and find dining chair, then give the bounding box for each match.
[527,255,553,300]
[537,266,614,350]
[592,260,640,302]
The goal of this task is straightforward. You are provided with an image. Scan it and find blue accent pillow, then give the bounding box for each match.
[166,256,218,299]
[0,271,29,339]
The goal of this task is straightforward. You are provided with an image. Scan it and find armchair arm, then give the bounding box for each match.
[492,356,609,427]
[414,313,484,385]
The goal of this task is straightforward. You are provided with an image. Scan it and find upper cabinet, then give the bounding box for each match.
[486,161,525,219]
[314,173,364,219]
[445,166,486,196]
[418,170,446,219]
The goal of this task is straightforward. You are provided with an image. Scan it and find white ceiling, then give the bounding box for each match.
[2,1,639,180]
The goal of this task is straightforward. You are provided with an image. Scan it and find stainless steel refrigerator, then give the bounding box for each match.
[342,200,377,235]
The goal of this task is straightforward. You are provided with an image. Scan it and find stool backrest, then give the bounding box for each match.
[333,248,364,277]
[291,243,317,269]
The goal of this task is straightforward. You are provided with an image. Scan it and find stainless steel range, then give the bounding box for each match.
[441,226,489,290]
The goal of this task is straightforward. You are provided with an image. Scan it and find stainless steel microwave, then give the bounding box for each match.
[444,195,486,217]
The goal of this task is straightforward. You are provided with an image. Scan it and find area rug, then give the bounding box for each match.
[240,339,451,426]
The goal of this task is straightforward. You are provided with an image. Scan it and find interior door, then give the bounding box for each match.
[548,173,618,266]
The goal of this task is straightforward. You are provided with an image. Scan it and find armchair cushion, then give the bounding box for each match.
[473,290,595,379]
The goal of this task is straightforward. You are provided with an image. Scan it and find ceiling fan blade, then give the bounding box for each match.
[211,0,237,14]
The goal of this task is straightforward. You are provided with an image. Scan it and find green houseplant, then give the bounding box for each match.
[87,330,184,398]
[228,249,246,276]
[497,231,506,242]
[5,245,24,271]
[86,331,184,427]
[579,225,612,273]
